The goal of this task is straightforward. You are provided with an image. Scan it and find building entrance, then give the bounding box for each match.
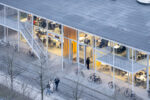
[63,38,77,63]
[79,44,93,68]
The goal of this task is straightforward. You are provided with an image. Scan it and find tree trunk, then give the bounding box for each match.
[10,64,13,91]
[40,74,44,100]
[11,77,13,91]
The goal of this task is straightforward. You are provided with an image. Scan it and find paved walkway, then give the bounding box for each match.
[65,66,148,100]
[0,44,112,100]
[0,43,149,100]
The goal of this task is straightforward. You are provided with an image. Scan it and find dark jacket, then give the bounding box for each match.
[86,58,90,65]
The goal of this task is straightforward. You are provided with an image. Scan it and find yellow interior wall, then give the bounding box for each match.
[96,61,101,70]
[72,41,77,53]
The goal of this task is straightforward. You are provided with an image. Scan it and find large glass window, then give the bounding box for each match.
[20,12,32,23]
[135,50,147,66]
[79,32,94,46]
[6,7,18,29]
[114,68,129,82]
[64,26,77,40]
[34,16,47,29]
[20,12,32,34]
[79,44,85,64]
[7,28,18,45]
[97,62,112,75]
[95,36,113,65]
[33,26,47,47]
[86,46,93,68]
[48,35,61,56]
[48,20,61,35]
[63,26,77,63]
[135,69,147,89]
[0,4,4,24]
[63,37,77,62]
[33,16,47,49]
[113,43,133,70]
[0,25,4,39]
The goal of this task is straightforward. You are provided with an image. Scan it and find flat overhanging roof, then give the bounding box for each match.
[96,53,147,73]
[0,0,150,53]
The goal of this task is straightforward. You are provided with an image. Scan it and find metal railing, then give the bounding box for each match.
[20,22,47,59]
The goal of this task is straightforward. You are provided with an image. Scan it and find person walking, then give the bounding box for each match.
[54,78,60,91]
[46,82,51,95]
[86,57,90,70]
[50,82,54,93]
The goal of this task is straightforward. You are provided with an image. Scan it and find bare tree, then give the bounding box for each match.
[0,84,18,100]
[33,54,51,100]
[72,76,84,100]
[20,83,38,100]
[3,45,24,91]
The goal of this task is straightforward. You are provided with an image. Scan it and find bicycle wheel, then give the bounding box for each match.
[115,86,120,92]
[80,71,85,77]
[129,93,136,100]
[124,88,132,97]
[87,76,93,82]
[95,78,102,84]
[108,82,113,89]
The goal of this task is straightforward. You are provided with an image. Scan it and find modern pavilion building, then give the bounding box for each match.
[0,0,150,95]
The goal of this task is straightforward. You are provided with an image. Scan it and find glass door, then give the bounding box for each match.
[86,46,93,69]
[79,44,85,65]
[70,40,77,63]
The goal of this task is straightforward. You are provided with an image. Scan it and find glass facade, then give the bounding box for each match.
[6,7,18,29]
[0,25,4,39]
[63,26,77,62]
[0,4,4,24]
[0,3,149,92]
[95,37,113,65]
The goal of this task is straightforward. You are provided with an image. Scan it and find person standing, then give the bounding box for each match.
[50,82,54,93]
[46,82,51,95]
[54,78,60,91]
[86,57,90,70]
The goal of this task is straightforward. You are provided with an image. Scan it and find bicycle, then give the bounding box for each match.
[75,69,85,77]
[28,50,35,58]
[124,88,133,97]
[88,73,102,84]
[108,81,120,92]
[14,44,18,52]
[6,41,10,47]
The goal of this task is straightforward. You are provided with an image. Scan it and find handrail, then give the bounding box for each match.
[20,22,47,58]
[24,23,46,56]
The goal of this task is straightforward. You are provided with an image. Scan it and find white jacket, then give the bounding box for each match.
[50,83,54,92]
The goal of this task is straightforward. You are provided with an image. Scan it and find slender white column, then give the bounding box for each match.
[61,25,64,71]
[135,51,137,61]
[46,20,48,58]
[147,55,149,90]
[4,5,6,42]
[128,73,129,83]
[4,27,6,42]
[6,27,8,41]
[84,45,86,66]
[45,20,49,68]
[112,42,115,91]
[77,31,80,73]
[94,36,96,73]
[6,27,8,38]
[131,49,134,93]
[31,14,34,50]
[17,10,20,51]
[69,39,71,62]
[126,48,130,59]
